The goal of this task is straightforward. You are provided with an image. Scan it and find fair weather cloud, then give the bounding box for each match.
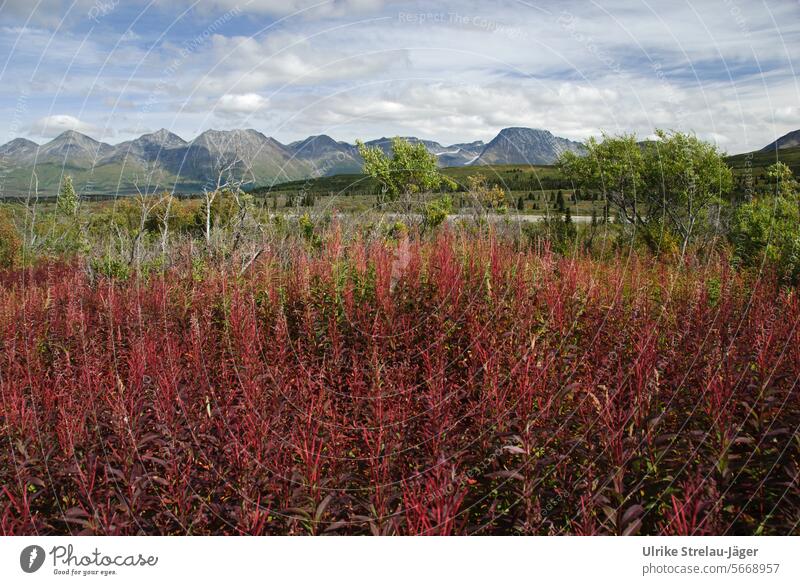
[26,115,105,139]
[217,93,269,114]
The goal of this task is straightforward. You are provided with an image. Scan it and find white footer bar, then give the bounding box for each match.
[2,536,798,584]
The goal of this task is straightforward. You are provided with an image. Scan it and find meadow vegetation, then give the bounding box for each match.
[0,131,798,535]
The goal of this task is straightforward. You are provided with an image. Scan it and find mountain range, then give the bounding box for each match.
[0,127,585,196]
[3,126,795,197]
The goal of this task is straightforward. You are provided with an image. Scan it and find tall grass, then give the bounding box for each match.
[1,228,798,534]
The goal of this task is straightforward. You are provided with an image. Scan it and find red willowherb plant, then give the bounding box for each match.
[0,229,798,535]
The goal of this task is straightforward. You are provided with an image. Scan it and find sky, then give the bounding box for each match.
[0,0,798,154]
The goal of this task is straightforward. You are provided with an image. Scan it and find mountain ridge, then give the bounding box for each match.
[761,129,800,152]
[0,126,586,195]
[472,127,586,165]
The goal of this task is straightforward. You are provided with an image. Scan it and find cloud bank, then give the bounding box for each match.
[0,0,798,153]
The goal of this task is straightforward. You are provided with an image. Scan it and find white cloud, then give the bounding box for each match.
[166,0,385,19]
[188,33,406,93]
[119,30,141,42]
[217,93,269,114]
[772,106,798,125]
[700,132,731,147]
[26,115,102,138]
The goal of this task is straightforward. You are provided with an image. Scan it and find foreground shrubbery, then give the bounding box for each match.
[0,208,22,269]
[1,229,798,535]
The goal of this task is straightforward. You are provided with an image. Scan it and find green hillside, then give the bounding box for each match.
[0,162,196,198]
[250,164,566,198]
[251,150,799,203]
[726,146,800,174]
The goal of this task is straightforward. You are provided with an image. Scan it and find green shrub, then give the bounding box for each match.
[298,212,321,248]
[57,176,79,217]
[90,255,131,280]
[0,208,21,268]
[384,220,408,241]
[523,210,577,255]
[545,209,577,254]
[192,189,240,234]
[423,195,452,230]
[142,195,197,234]
[730,195,800,282]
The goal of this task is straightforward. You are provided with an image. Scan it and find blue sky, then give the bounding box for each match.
[1,0,798,153]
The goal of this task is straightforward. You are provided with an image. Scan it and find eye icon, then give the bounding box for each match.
[20,545,46,573]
